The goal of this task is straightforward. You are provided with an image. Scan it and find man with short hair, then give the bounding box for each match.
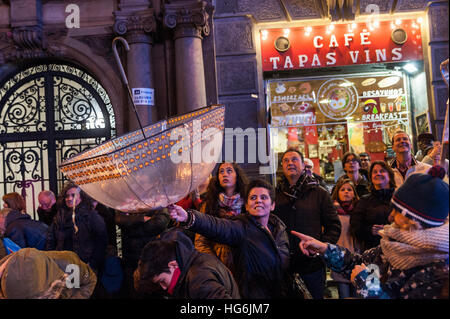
[37,190,57,226]
[273,148,341,299]
[134,229,240,299]
[358,152,371,171]
[389,130,431,188]
[303,158,327,189]
[358,152,371,180]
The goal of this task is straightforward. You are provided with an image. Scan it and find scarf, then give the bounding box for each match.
[167,267,181,296]
[380,222,449,270]
[218,193,243,216]
[279,172,318,203]
[334,201,354,216]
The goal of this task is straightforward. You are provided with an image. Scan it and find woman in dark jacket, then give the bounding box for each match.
[0,208,48,250]
[46,182,108,272]
[2,192,26,213]
[169,179,291,299]
[350,161,396,250]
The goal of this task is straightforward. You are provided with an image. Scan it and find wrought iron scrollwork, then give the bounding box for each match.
[0,63,116,213]
[5,148,40,181]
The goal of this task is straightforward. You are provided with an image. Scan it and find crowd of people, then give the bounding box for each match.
[0,130,448,299]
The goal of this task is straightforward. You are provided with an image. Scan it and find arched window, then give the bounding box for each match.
[0,63,116,217]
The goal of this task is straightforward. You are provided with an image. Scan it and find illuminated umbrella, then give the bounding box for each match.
[60,105,224,212]
[59,38,225,212]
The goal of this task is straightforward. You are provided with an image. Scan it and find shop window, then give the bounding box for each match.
[267,71,410,184]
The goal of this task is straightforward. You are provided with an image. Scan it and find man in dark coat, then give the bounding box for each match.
[273,149,341,299]
[0,208,48,250]
[37,190,57,226]
[168,179,291,299]
[134,228,240,299]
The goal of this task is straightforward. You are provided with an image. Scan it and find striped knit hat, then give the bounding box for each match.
[391,166,449,228]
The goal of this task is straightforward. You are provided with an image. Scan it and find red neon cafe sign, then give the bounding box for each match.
[260,19,423,71]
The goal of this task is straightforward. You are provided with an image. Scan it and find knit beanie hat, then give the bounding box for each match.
[391,166,449,228]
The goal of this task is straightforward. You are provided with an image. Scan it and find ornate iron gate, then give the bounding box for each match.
[0,63,116,217]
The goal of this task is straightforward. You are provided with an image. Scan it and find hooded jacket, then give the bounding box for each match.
[5,210,48,250]
[186,210,290,299]
[274,173,341,274]
[0,248,97,299]
[46,203,107,272]
[159,229,240,299]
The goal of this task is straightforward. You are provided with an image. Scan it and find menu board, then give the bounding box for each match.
[268,72,409,127]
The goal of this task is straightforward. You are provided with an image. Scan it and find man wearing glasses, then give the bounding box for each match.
[358,152,371,180]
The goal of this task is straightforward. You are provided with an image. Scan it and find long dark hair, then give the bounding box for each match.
[56,181,93,212]
[204,162,248,216]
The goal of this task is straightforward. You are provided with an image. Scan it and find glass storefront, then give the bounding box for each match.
[267,71,411,184]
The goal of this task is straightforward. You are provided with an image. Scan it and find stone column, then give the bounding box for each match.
[164,0,210,114]
[114,10,157,130]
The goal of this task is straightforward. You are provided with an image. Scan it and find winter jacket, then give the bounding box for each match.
[46,203,108,272]
[186,209,290,299]
[94,203,117,248]
[274,173,341,274]
[37,204,57,226]
[159,229,240,299]
[389,157,431,189]
[115,209,170,269]
[0,248,97,299]
[324,243,449,299]
[350,188,395,250]
[4,210,48,250]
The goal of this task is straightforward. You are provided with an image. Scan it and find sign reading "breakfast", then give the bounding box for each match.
[260,19,423,71]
